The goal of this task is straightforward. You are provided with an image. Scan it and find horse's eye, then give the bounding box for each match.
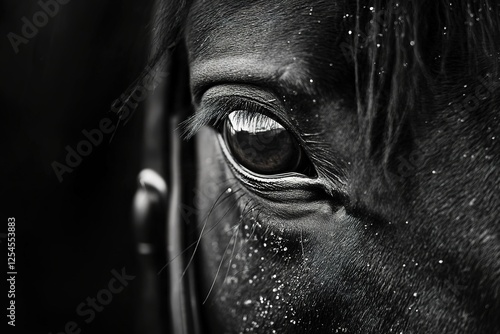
[223,110,310,175]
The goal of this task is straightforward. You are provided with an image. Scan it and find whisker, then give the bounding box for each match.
[202,225,240,305]
[204,200,262,301]
[157,188,243,275]
[232,200,260,250]
[108,117,121,143]
[218,201,259,288]
[223,203,287,278]
[300,229,305,259]
[180,189,243,279]
[221,225,239,286]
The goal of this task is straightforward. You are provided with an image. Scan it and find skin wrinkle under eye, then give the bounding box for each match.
[211,127,342,229]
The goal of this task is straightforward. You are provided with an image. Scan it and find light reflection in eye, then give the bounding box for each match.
[223,110,304,175]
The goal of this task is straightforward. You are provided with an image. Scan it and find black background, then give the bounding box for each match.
[1,1,156,333]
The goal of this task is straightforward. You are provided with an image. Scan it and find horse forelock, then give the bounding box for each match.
[353,0,500,172]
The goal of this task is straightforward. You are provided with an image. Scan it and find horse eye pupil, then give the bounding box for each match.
[223,110,302,175]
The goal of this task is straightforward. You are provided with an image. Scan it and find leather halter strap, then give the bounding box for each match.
[132,37,203,334]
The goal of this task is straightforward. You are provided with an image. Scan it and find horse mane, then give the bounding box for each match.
[354,0,500,169]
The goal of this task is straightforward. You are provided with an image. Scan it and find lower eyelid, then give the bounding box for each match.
[216,131,323,191]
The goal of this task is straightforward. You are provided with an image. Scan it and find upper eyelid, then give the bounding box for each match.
[202,85,285,118]
[205,97,273,128]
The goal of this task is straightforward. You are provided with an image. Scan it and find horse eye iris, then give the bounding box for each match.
[223,110,303,175]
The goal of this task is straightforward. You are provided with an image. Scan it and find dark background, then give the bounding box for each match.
[1,1,157,333]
